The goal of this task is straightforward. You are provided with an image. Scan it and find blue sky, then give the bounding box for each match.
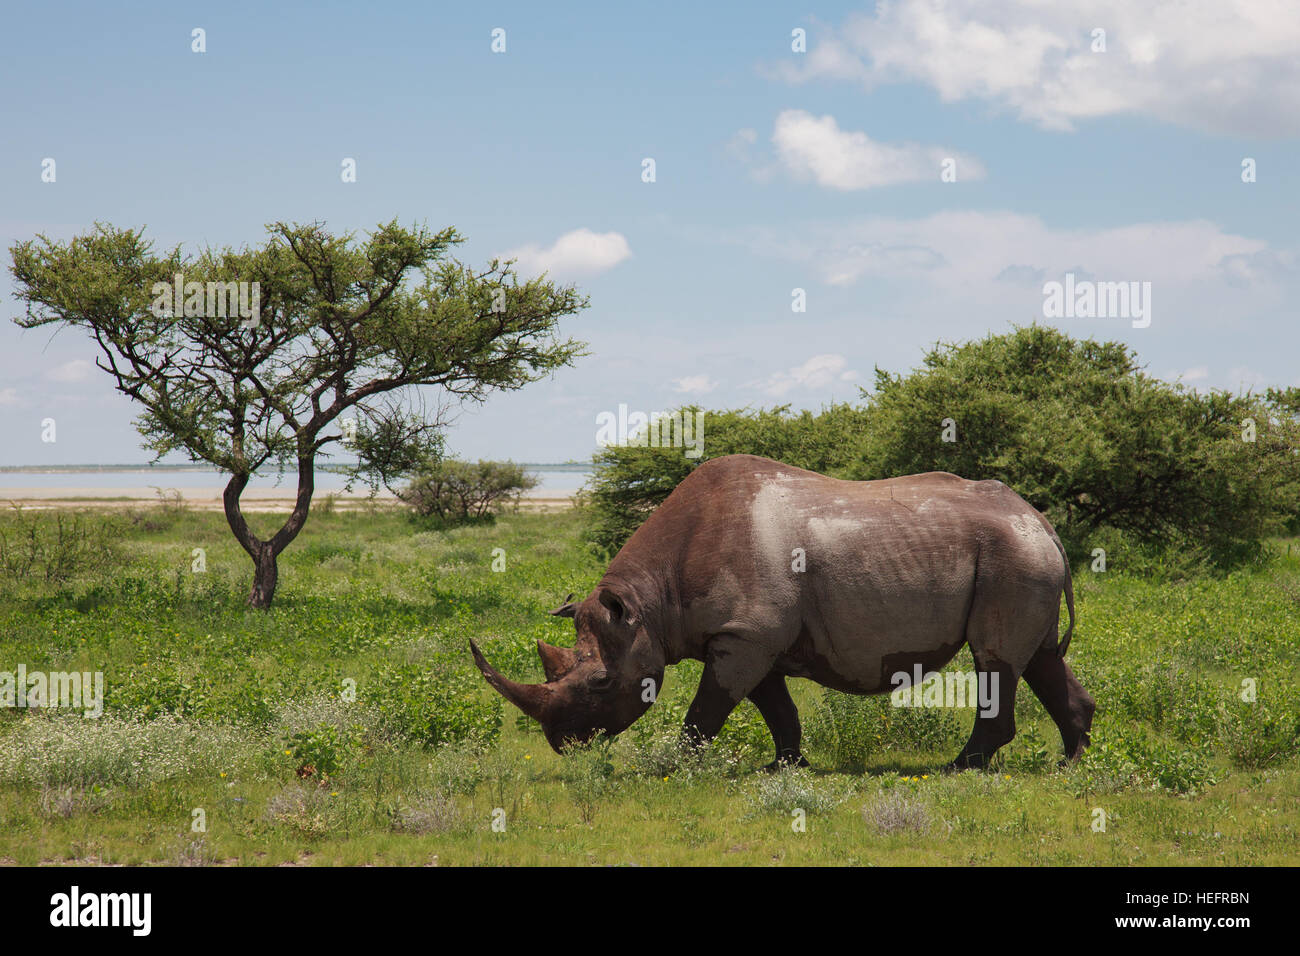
[2,0,1298,466]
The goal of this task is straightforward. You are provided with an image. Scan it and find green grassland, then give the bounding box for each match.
[0,503,1296,866]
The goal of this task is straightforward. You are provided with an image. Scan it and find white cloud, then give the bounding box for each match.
[503,228,631,278]
[724,210,1298,342]
[757,354,859,397]
[46,359,95,383]
[672,375,719,395]
[0,388,20,407]
[736,210,1271,291]
[769,110,984,190]
[774,1,1300,135]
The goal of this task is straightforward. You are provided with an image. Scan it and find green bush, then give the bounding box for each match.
[559,736,616,823]
[0,509,121,584]
[746,765,842,815]
[803,690,878,771]
[1220,694,1300,769]
[1068,722,1215,796]
[282,722,367,779]
[401,459,538,522]
[850,326,1299,570]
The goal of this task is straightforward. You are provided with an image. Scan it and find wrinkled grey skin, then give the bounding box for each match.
[471,454,1094,770]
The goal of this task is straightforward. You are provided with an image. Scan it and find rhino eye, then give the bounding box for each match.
[589,672,614,690]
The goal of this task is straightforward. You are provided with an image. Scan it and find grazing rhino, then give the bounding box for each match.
[471,454,1094,771]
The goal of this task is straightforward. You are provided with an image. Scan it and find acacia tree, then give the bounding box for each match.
[9,220,586,607]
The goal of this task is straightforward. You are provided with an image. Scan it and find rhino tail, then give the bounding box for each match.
[1052,532,1075,658]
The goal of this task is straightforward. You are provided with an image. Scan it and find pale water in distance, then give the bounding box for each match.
[0,465,593,497]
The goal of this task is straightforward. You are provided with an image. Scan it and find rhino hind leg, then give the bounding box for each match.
[748,671,810,771]
[1021,645,1095,762]
[946,658,1019,771]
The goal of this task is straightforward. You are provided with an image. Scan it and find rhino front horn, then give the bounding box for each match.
[470,640,551,721]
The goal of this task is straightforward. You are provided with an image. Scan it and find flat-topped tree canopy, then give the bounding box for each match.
[9,219,589,607]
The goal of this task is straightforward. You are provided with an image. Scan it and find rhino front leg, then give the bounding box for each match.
[749,671,810,771]
[681,634,779,752]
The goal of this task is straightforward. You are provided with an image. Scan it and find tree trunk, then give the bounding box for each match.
[248,540,279,610]
[222,456,316,610]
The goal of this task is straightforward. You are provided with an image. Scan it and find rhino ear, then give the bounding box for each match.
[598,588,638,629]
[549,593,578,617]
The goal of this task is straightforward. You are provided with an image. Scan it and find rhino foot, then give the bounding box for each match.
[762,753,810,773]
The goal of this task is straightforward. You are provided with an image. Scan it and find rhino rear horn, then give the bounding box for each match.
[469,640,551,722]
[537,640,577,681]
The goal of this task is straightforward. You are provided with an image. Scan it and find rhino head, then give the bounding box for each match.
[470,588,665,753]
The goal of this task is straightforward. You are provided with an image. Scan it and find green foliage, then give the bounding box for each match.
[1068,723,1216,796]
[999,723,1054,773]
[401,459,539,522]
[584,403,870,555]
[1104,662,1221,745]
[282,722,366,779]
[560,736,616,823]
[746,765,842,815]
[0,509,121,583]
[113,672,211,721]
[1220,693,1300,769]
[803,690,878,771]
[367,662,502,749]
[804,690,963,771]
[851,325,1299,570]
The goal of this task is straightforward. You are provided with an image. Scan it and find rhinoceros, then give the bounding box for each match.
[470,454,1094,770]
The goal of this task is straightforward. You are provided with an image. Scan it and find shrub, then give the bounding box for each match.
[264,784,341,837]
[401,460,538,522]
[0,508,121,584]
[803,691,878,771]
[560,736,615,823]
[746,765,841,815]
[390,789,460,834]
[1220,694,1300,769]
[863,789,933,835]
[1067,722,1215,796]
[620,726,745,781]
[428,743,489,795]
[998,723,1054,773]
[282,722,367,780]
[850,326,1299,570]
